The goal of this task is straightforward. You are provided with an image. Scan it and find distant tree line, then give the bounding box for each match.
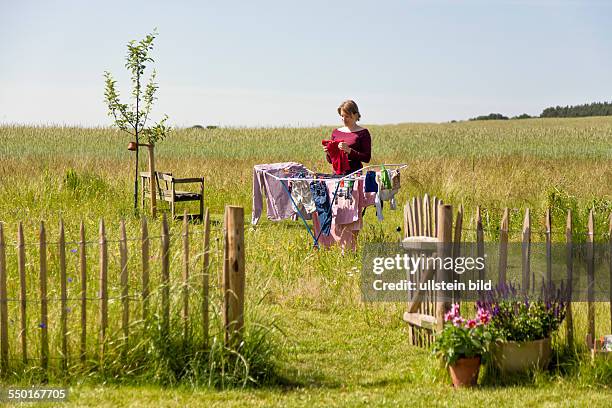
[466,101,612,121]
[540,101,612,118]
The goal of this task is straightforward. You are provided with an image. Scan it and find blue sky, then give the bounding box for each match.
[1,0,610,127]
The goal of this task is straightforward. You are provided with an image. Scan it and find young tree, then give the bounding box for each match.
[104,30,170,215]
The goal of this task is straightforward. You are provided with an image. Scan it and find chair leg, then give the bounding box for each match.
[171,200,175,220]
[199,198,204,221]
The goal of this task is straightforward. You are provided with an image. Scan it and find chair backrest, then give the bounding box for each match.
[156,172,173,191]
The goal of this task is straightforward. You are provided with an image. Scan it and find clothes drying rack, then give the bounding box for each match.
[261,163,407,248]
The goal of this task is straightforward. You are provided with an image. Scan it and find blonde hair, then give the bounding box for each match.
[337,100,361,121]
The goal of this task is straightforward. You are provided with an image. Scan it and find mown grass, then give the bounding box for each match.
[0,117,611,406]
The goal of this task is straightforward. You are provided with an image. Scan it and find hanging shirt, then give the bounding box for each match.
[326,128,372,174]
[322,140,350,175]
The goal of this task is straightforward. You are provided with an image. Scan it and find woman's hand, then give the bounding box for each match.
[338,142,351,154]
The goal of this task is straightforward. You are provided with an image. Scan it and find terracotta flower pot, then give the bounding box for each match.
[448,355,481,388]
[492,337,551,374]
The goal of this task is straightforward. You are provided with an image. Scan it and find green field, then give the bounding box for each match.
[0,117,611,406]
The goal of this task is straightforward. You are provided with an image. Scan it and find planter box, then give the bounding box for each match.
[492,337,551,374]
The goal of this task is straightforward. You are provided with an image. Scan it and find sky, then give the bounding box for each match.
[0,0,611,127]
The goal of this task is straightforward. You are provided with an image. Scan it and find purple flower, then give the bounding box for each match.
[38,322,46,329]
[70,248,78,253]
[68,277,73,283]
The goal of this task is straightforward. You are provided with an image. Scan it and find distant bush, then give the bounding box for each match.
[512,113,532,119]
[469,113,509,121]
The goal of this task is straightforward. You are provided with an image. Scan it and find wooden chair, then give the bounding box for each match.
[140,171,204,220]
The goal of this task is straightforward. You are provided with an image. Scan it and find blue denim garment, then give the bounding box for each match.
[309,181,332,236]
[365,171,378,193]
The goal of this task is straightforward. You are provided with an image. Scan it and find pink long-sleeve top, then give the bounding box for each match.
[325,128,371,174]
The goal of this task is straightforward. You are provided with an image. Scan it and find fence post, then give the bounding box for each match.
[99,219,108,364]
[435,204,453,331]
[182,211,190,340]
[161,214,170,337]
[521,208,531,295]
[141,217,150,323]
[499,208,509,285]
[0,223,8,374]
[202,208,211,348]
[586,209,595,348]
[120,220,129,348]
[223,206,245,346]
[59,220,68,371]
[79,221,87,363]
[17,223,27,364]
[39,222,49,371]
[565,210,574,348]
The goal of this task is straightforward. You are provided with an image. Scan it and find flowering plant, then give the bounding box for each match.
[477,282,568,342]
[432,304,494,367]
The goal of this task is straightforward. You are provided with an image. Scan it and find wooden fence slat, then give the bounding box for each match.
[39,222,49,370]
[223,206,245,346]
[411,197,418,237]
[141,218,150,323]
[415,197,422,236]
[182,211,190,339]
[433,197,438,237]
[120,220,129,345]
[161,214,170,337]
[59,220,68,370]
[546,208,552,284]
[521,208,531,295]
[17,223,27,364]
[404,202,412,238]
[99,219,108,362]
[499,208,509,285]
[202,208,211,348]
[586,209,595,348]
[79,221,87,363]
[476,206,485,298]
[0,223,8,373]
[453,205,463,304]
[453,204,463,259]
[423,194,431,237]
[565,210,573,348]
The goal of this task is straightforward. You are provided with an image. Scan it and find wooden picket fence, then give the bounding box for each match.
[0,205,246,376]
[403,194,612,351]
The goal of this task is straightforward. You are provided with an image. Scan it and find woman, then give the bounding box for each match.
[314,100,373,251]
[324,99,371,174]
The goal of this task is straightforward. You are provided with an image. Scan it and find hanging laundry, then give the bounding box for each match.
[374,169,400,220]
[290,179,316,215]
[364,170,378,193]
[252,162,308,225]
[309,180,333,235]
[322,140,350,175]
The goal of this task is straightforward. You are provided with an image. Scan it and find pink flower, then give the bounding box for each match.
[445,303,461,322]
[477,308,490,325]
[452,316,464,327]
[466,319,477,329]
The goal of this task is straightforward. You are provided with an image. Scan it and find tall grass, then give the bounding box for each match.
[0,118,611,392]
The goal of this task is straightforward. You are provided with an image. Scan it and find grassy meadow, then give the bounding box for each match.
[0,117,611,406]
